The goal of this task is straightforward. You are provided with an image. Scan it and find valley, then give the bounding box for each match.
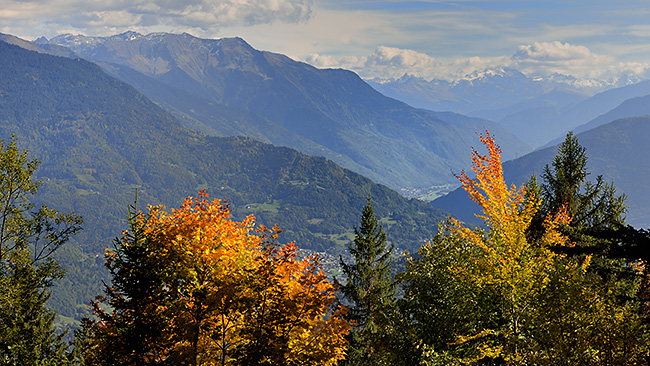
[2,24,650,363]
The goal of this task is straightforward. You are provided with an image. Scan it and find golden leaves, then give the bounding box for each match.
[444,131,589,361]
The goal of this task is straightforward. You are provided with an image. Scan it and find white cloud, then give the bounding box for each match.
[307,46,439,79]
[602,62,650,83]
[306,54,363,69]
[79,11,143,28]
[302,41,650,84]
[627,24,650,38]
[171,0,313,27]
[509,41,615,79]
[365,46,436,68]
[0,0,313,37]
[513,41,595,61]
[610,61,650,75]
[307,47,508,81]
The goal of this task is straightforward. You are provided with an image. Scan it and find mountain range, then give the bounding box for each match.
[0,39,449,323]
[370,70,650,148]
[368,68,592,116]
[541,91,650,147]
[4,29,650,325]
[35,32,530,193]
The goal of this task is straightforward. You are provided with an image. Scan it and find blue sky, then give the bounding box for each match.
[2,0,650,82]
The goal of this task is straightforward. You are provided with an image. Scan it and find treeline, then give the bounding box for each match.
[3,131,650,365]
[339,132,650,365]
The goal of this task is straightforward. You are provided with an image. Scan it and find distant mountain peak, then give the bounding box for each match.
[44,31,258,58]
[368,73,442,87]
[42,31,266,78]
[48,33,104,49]
[111,30,143,41]
[33,36,48,44]
[461,67,526,82]
[0,33,78,58]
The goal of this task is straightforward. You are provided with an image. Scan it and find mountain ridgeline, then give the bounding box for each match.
[0,40,448,321]
[39,32,530,192]
[434,116,650,228]
[370,70,650,149]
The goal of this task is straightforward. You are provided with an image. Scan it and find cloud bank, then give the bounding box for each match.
[1,0,313,37]
[307,47,439,79]
[307,41,650,84]
[2,0,649,86]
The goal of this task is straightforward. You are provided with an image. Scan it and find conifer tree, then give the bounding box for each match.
[529,131,627,244]
[528,132,636,303]
[89,201,174,365]
[339,198,396,365]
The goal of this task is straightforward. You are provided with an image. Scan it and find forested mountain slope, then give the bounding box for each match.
[433,116,650,228]
[0,40,447,322]
[40,32,530,191]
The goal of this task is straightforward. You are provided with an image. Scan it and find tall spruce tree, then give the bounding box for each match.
[530,132,648,323]
[88,200,174,366]
[528,132,627,250]
[526,132,634,290]
[0,136,82,365]
[526,132,650,362]
[532,134,650,276]
[339,198,396,365]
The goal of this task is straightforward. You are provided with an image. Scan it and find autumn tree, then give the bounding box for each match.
[339,198,396,365]
[0,136,83,365]
[90,192,349,365]
[440,131,582,363]
[393,131,650,364]
[235,241,349,365]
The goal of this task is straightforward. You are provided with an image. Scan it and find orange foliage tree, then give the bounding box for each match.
[90,192,349,366]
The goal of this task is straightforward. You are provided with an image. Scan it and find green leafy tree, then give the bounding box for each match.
[0,136,82,365]
[396,228,504,366]
[339,198,396,365]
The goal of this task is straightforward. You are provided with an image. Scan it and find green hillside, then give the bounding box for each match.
[43,32,531,191]
[0,41,447,322]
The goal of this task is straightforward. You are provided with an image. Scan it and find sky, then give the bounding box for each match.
[3,0,650,83]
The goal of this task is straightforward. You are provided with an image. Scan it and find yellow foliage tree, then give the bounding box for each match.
[400,131,648,365]
[445,131,590,363]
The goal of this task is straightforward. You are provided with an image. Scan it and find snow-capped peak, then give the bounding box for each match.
[110,31,143,41]
[460,67,524,82]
